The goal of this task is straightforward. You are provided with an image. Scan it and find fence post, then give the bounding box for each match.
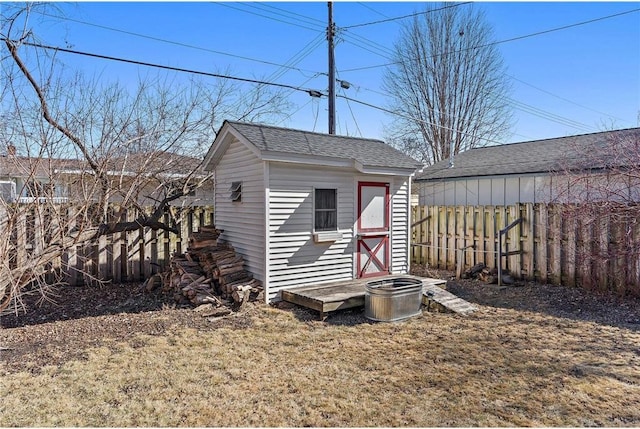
[111,206,123,283]
[508,204,521,277]
[549,204,562,285]
[465,206,474,268]
[564,206,577,287]
[141,206,151,278]
[537,204,548,284]
[429,206,437,267]
[94,232,106,283]
[486,206,496,268]
[597,208,610,293]
[65,207,79,286]
[497,216,522,286]
[522,203,535,280]
[633,219,640,292]
[456,245,475,279]
[127,207,141,282]
[476,206,485,266]
[447,206,456,270]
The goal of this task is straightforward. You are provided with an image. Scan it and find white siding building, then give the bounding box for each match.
[203,121,421,302]
[415,128,640,206]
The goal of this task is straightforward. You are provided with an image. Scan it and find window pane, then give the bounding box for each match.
[314,188,337,231]
[315,210,337,231]
[315,189,336,210]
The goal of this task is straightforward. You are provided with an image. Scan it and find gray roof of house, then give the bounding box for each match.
[415,128,640,181]
[225,121,421,170]
[0,156,83,178]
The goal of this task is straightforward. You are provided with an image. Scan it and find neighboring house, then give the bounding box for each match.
[0,147,213,205]
[202,120,422,303]
[0,149,78,204]
[54,151,214,206]
[415,128,640,206]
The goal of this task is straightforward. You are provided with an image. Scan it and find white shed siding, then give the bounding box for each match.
[266,163,355,301]
[214,138,266,282]
[390,176,410,274]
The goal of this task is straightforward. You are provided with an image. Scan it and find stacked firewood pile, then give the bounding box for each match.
[143,225,263,313]
[461,263,515,285]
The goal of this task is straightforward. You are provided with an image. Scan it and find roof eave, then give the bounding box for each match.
[203,122,234,171]
[414,165,625,182]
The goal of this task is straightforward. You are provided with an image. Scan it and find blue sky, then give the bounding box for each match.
[5,1,640,144]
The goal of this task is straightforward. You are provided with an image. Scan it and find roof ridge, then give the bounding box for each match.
[469,127,640,152]
[225,120,385,144]
[416,127,638,181]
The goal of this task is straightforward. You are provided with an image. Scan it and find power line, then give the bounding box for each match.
[276,98,314,127]
[345,66,623,130]
[210,0,397,64]
[340,34,394,60]
[8,34,592,147]
[213,2,323,32]
[507,98,595,132]
[264,34,325,84]
[337,69,598,134]
[339,28,396,59]
[506,74,632,125]
[339,85,363,137]
[312,96,320,133]
[36,11,322,77]
[243,2,325,26]
[343,2,472,29]
[338,93,612,148]
[336,94,506,146]
[491,8,640,45]
[341,7,640,72]
[356,3,391,20]
[5,39,324,96]
[34,4,626,131]
[227,34,325,123]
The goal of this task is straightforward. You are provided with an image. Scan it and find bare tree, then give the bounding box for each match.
[549,128,640,296]
[0,5,291,314]
[383,3,512,165]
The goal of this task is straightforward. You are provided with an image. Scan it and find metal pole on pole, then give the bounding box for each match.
[327,2,336,134]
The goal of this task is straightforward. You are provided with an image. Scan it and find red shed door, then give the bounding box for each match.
[357,182,390,278]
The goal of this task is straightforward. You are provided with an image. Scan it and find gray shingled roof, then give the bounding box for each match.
[415,128,640,181]
[225,121,421,170]
[1,152,202,178]
[0,156,83,178]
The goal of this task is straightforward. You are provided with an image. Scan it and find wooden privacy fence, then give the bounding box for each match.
[7,204,214,286]
[411,203,640,295]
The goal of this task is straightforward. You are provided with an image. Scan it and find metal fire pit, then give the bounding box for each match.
[365,277,423,322]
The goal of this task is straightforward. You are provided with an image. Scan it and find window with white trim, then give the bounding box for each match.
[314,188,337,231]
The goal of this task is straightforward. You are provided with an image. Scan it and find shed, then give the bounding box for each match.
[414,128,640,206]
[202,121,421,303]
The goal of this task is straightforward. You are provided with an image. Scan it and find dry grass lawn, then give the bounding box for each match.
[1,302,639,427]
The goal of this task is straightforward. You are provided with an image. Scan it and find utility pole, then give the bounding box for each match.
[327,2,336,134]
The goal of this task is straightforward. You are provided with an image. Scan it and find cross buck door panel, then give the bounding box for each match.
[357,182,390,278]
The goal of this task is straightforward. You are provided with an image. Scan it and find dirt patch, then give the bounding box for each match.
[0,283,254,374]
[412,266,640,331]
[2,267,639,375]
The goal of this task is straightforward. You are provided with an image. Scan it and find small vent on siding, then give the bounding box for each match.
[229,181,242,202]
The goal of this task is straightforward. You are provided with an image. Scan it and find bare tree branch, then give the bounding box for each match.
[550,128,640,296]
[383,3,513,165]
[1,4,292,315]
